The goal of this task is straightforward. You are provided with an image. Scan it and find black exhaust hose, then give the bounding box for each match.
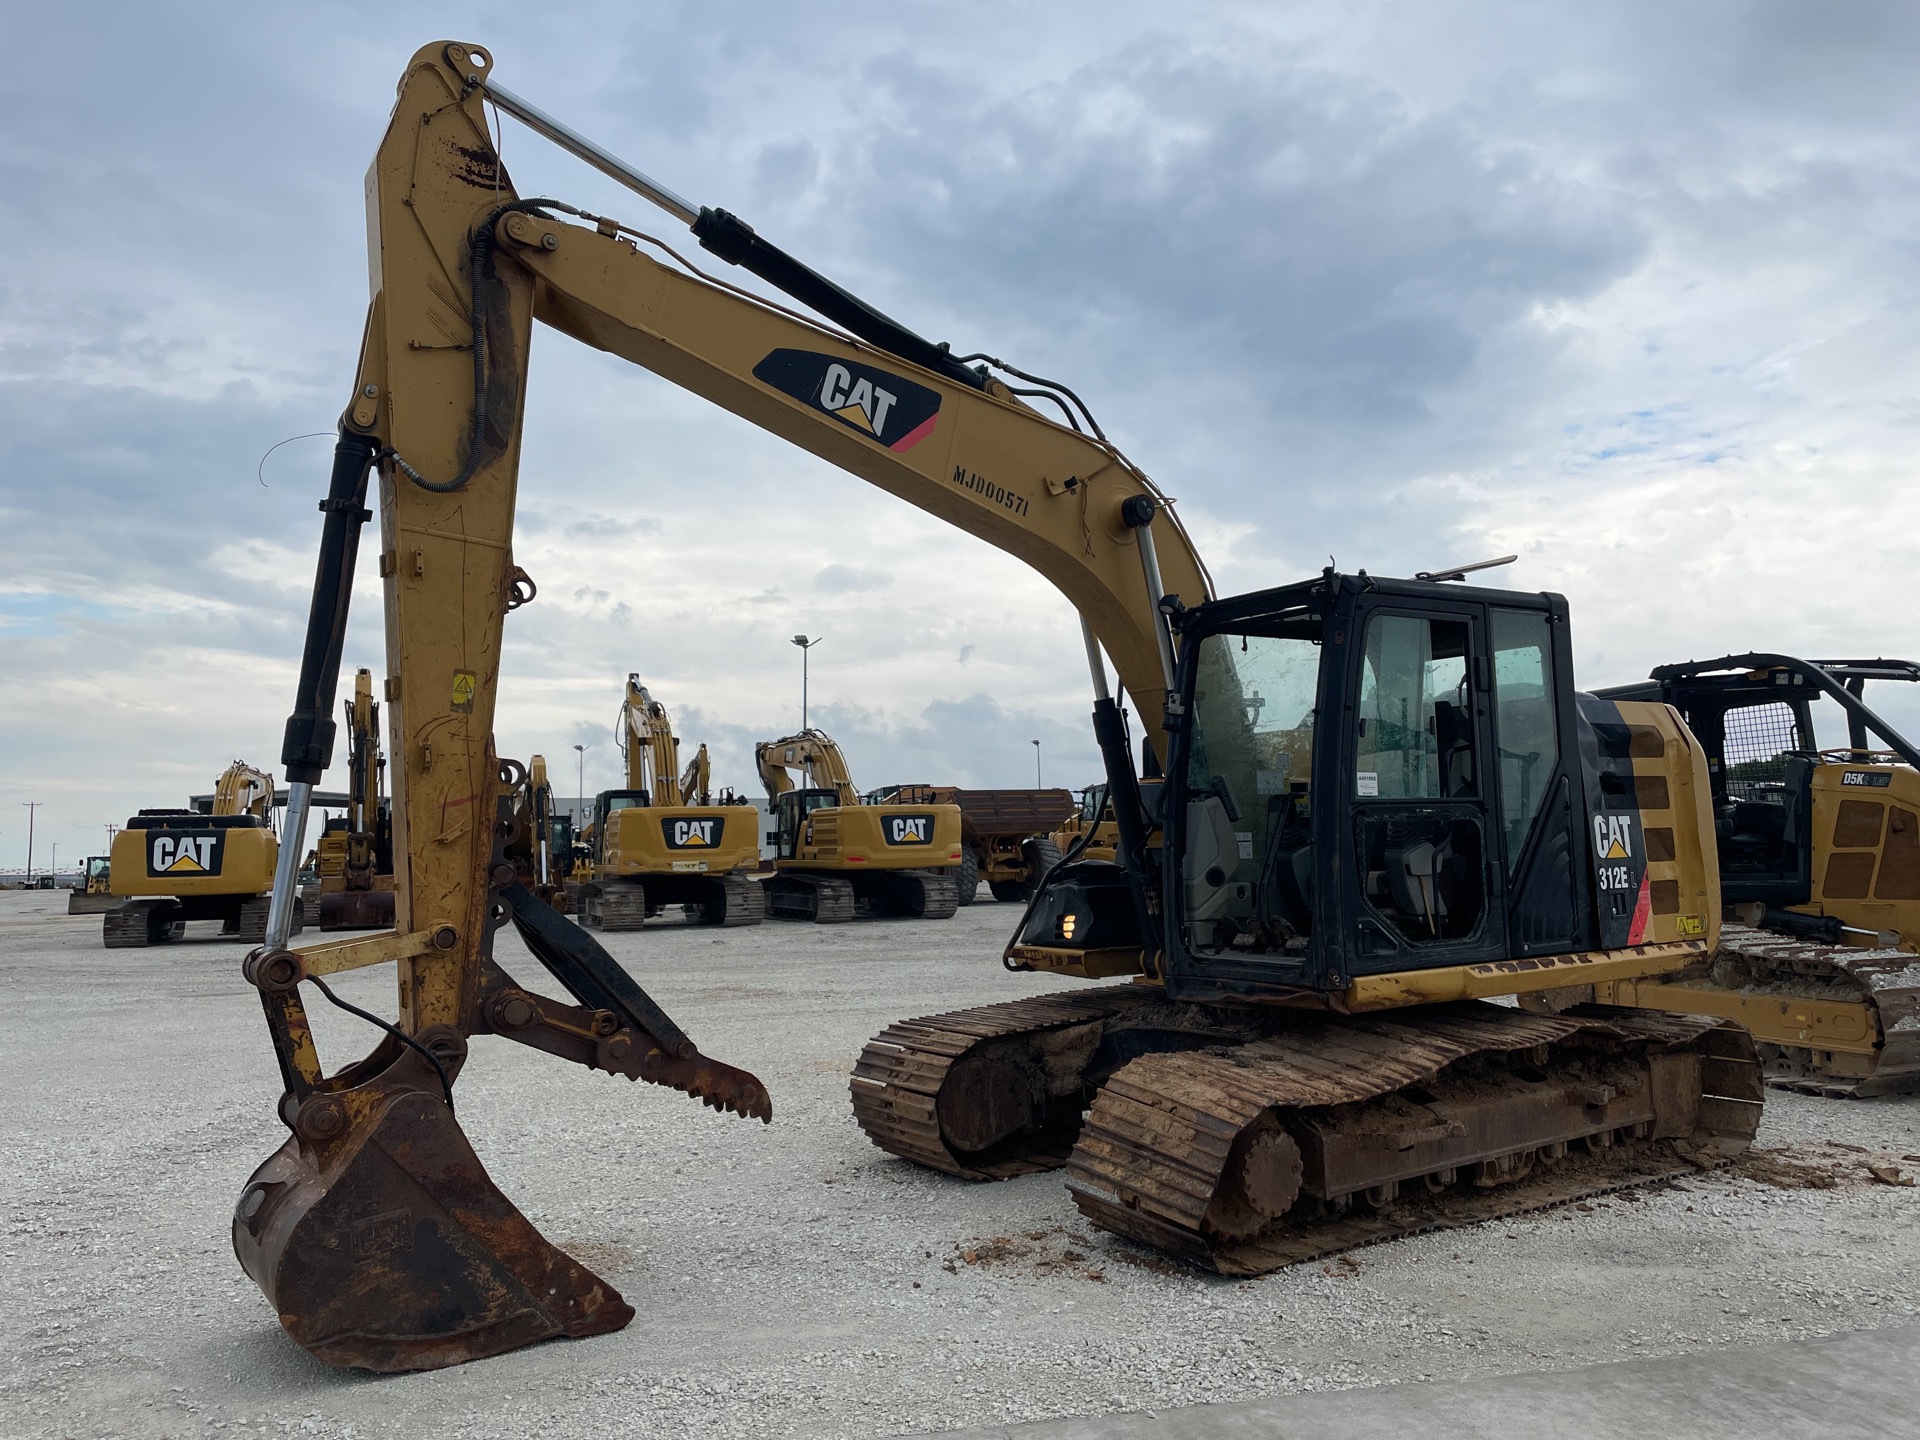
[280,431,381,784]
[1091,695,1161,954]
[692,207,988,393]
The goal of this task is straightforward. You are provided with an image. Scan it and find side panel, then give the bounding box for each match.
[602,805,760,877]
[1802,761,1920,947]
[110,826,278,897]
[787,804,964,870]
[1573,696,1718,950]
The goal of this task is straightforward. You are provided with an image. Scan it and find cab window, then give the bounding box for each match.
[1490,608,1559,870]
[1181,618,1322,956]
[1355,615,1474,799]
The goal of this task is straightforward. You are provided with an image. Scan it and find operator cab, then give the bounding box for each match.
[1020,570,1637,997]
[773,787,840,859]
[590,789,651,864]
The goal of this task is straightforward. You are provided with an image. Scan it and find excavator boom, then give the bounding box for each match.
[756,730,861,806]
[619,675,686,805]
[212,761,276,819]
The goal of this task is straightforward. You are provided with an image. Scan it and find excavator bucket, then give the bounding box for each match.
[233,1052,632,1373]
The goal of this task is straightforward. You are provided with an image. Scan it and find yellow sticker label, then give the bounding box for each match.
[1676,914,1706,937]
[450,670,477,711]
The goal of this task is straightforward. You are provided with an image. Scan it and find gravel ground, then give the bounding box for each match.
[2,890,1917,1440]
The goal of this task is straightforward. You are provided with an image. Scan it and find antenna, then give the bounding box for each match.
[1415,554,1519,584]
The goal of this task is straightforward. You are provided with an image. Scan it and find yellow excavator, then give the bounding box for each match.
[505,752,573,907]
[578,675,763,928]
[865,783,1073,905]
[756,731,964,921]
[1586,656,1920,1096]
[315,668,395,930]
[678,739,717,804]
[239,41,1759,1374]
[104,761,294,947]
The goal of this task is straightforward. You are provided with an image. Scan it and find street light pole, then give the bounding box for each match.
[1032,739,1042,788]
[573,743,589,822]
[791,635,822,731]
[22,801,41,881]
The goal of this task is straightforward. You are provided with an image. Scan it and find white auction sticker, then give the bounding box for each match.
[1357,771,1379,797]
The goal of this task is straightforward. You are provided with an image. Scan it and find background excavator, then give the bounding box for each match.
[241,41,1759,1375]
[865,783,1071,905]
[578,675,763,928]
[756,730,964,921]
[314,668,395,930]
[507,752,577,907]
[677,739,723,805]
[104,760,294,947]
[1586,656,1920,1095]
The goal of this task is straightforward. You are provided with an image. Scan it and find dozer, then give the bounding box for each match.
[1587,656,1920,1095]
[68,854,115,915]
[314,667,396,930]
[577,675,764,928]
[239,40,1760,1373]
[757,730,964,921]
[103,761,298,947]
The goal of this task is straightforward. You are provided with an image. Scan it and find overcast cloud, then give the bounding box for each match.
[3,1,1918,868]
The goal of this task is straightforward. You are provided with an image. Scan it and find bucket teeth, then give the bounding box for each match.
[604,1040,772,1122]
[655,1054,773,1123]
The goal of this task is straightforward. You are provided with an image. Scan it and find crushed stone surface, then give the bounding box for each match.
[2,892,1916,1439]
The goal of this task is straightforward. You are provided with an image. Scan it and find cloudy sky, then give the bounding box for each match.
[4,1,1918,870]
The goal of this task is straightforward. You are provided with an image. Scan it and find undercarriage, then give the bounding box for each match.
[853,988,1761,1271]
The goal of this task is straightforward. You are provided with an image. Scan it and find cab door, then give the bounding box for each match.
[1340,601,1507,972]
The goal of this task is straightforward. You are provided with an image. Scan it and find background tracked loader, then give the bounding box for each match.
[1589,655,1920,1095]
[240,40,1762,1373]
